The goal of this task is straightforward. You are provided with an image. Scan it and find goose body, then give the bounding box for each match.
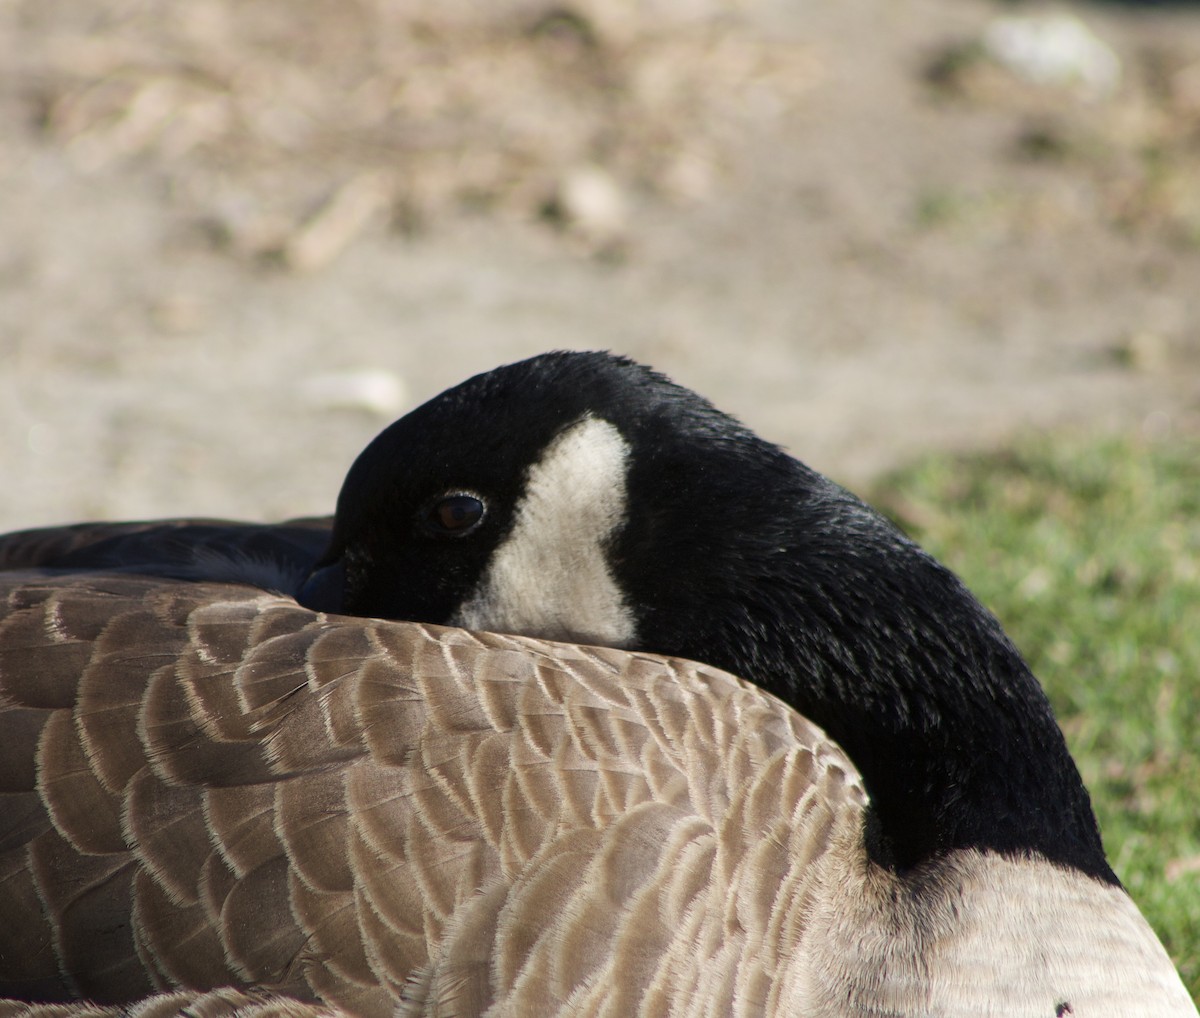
[0,351,1194,1016]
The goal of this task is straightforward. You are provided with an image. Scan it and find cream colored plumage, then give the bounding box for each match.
[0,570,1193,1016]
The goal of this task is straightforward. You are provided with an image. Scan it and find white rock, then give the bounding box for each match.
[983,14,1120,98]
[554,165,629,242]
[299,369,408,417]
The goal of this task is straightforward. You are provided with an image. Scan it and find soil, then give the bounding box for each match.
[2,0,1198,532]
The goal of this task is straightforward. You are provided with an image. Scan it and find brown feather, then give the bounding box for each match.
[0,569,1193,1017]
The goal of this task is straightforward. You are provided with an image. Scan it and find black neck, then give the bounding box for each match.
[773,563,1114,880]
[622,466,1116,882]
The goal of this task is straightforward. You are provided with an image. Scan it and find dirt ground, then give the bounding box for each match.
[2,0,1199,532]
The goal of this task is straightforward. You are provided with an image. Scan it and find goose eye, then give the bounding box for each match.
[424,493,486,537]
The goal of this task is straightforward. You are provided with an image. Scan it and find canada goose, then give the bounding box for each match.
[0,351,1194,1016]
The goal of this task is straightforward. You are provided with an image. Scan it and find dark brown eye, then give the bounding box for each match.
[423,493,486,537]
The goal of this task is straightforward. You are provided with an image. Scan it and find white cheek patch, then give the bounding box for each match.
[451,416,636,648]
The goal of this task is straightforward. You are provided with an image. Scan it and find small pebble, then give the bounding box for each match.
[299,369,408,417]
[550,165,629,244]
[983,14,1120,98]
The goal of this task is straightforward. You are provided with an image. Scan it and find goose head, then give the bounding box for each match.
[298,350,1111,882]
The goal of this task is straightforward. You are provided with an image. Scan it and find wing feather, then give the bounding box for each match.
[0,571,860,1016]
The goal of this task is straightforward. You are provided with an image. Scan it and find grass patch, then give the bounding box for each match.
[871,434,1200,997]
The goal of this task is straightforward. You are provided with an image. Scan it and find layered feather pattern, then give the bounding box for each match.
[0,571,861,1017]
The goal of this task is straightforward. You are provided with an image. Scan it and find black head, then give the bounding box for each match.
[298,350,1114,882]
[299,351,801,644]
[303,353,689,637]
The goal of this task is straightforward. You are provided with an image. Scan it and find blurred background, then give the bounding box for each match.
[0,0,1198,994]
[1,0,1197,526]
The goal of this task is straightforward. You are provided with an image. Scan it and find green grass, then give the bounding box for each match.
[870,434,1200,998]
